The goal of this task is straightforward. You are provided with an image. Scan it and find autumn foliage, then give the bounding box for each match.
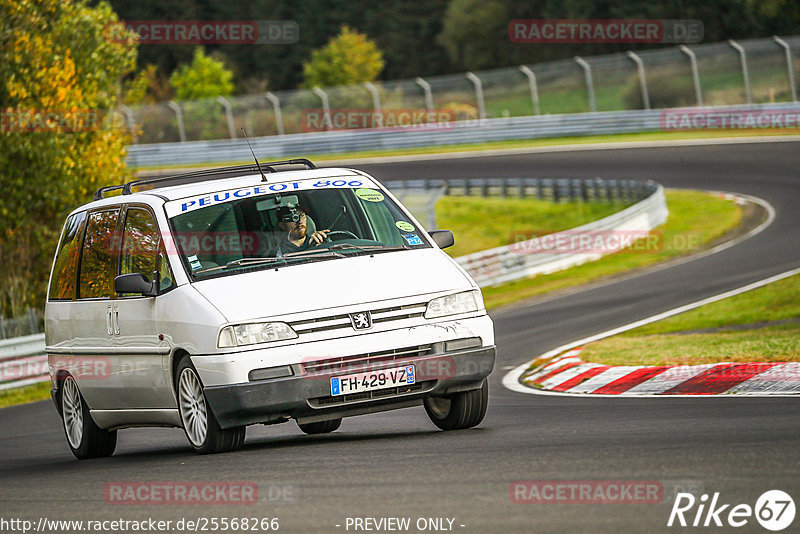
[0,0,137,315]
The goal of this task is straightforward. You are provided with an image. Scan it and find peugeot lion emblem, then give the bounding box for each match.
[350,312,373,330]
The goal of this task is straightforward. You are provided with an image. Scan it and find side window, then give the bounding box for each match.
[48,211,87,300]
[79,209,120,299]
[157,248,176,292]
[359,199,405,246]
[119,208,175,293]
[170,202,239,266]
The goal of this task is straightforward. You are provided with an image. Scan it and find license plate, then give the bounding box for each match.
[330,365,415,396]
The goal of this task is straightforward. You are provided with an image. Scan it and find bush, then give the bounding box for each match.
[302,26,384,88]
[623,71,697,110]
[169,48,234,101]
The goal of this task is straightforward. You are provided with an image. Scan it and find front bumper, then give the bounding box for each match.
[203,345,495,429]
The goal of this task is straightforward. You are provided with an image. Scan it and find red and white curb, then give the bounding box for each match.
[520,348,800,395]
[503,267,800,398]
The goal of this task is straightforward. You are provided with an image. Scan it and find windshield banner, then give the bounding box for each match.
[165,176,376,217]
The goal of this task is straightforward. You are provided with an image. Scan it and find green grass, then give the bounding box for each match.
[623,274,800,336]
[486,84,628,116]
[581,274,800,366]
[484,68,796,117]
[0,381,51,409]
[481,190,743,310]
[435,196,627,258]
[133,129,799,172]
[580,326,800,367]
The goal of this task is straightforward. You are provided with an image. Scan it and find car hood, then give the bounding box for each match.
[190,248,474,323]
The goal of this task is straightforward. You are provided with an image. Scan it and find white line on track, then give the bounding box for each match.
[502,266,800,398]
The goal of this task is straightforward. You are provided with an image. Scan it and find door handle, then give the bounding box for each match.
[113,306,120,335]
[106,306,113,335]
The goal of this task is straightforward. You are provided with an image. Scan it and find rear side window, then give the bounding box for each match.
[79,209,120,299]
[48,211,87,300]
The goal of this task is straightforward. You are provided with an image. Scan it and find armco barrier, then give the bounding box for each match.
[0,333,47,391]
[456,183,668,286]
[126,103,800,168]
[384,177,654,204]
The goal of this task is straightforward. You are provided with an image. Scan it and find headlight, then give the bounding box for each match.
[424,290,482,319]
[218,322,298,348]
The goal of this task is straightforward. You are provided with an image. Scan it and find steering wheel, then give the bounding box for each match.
[325,230,358,241]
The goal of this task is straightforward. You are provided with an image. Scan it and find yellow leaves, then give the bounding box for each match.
[14,33,29,49]
[8,82,29,100]
[1,0,135,229]
[302,25,385,88]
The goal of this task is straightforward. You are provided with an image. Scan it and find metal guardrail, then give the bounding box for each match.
[455,182,668,287]
[127,103,800,168]
[386,177,653,203]
[0,333,47,391]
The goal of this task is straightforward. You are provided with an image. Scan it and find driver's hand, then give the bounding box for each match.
[309,229,330,245]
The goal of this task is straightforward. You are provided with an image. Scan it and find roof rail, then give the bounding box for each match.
[92,159,318,200]
[93,184,125,201]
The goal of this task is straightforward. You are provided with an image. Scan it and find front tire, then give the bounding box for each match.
[176,357,245,454]
[60,375,117,459]
[423,380,488,431]
[297,418,342,435]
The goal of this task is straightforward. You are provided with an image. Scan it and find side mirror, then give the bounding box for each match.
[429,230,455,249]
[115,273,158,297]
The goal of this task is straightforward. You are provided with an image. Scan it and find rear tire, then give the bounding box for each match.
[298,418,342,435]
[423,380,488,431]
[60,375,117,459]
[176,357,245,454]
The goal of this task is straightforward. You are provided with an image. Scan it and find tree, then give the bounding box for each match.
[438,0,509,70]
[123,64,173,105]
[0,0,137,315]
[169,47,234,101]
[302,25,384,88]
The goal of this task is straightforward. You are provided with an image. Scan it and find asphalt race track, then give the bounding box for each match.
[2,140,799,533]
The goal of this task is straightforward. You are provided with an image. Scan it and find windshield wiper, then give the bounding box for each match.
[193,257,287,275]
[225,257,287,269]
[192,251,346,276]
[192,246,395,276]
[326,243,409,253]
[281,250,346,260]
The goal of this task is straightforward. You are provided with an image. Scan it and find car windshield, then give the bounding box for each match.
[168,181,429,279]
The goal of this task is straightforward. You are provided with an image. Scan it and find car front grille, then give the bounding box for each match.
[288,302,427,336]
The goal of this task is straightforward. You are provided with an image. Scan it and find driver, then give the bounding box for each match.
[273,205,329,257]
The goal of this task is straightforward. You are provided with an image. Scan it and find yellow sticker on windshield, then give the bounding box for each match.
[396,221,415,232]
[355,188,384,202]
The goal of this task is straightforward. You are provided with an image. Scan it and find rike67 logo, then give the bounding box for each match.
[668,490,795,531]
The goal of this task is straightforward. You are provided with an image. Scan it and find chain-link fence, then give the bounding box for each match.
[126,36,800,144]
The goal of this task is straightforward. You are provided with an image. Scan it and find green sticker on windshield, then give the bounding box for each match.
[355,188,384,202]
[396,221,415,232]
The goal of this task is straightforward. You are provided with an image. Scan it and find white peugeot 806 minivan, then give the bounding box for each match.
[46,160,495,458]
